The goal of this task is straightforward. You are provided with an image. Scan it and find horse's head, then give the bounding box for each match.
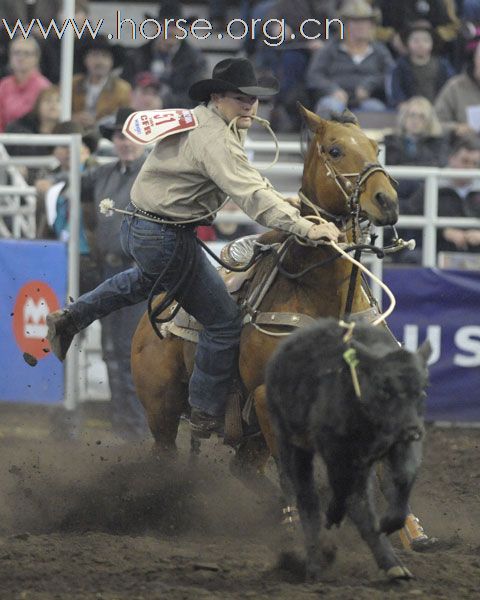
[298,104,398,227]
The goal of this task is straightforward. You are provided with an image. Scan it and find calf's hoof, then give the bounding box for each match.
[386,565,414,580]
[325,501,346,529]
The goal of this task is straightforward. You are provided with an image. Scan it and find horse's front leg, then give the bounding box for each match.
[380,439,423,535]
[253,385,300,525]
[347,468,413,580]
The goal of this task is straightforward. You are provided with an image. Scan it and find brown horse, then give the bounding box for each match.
[131,106,398,460]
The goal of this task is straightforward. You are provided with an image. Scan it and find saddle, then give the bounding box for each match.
[163,234,380,344]
[161,235,260,343]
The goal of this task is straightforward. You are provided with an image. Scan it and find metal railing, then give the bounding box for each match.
[0,144,38,238]
[382,166,480,267]
[2,135,479,408]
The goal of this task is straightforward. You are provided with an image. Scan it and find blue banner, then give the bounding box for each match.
[0,239,67,403]
[383,267,480,422]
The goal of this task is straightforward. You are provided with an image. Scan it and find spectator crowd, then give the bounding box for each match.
[0,0,479,267]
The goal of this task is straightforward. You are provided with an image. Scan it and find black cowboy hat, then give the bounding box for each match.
[99,107,134,141]
[188,58,279,103]
[145,0,183,21]
[79,34,124,69]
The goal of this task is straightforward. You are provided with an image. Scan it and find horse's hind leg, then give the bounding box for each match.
[346,468,413,580]
[131,322,188,452]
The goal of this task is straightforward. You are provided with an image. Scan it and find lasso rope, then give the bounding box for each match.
[295,215,396,326]
[226,114,280,170]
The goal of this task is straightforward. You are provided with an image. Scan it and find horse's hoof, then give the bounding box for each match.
[386,565,414,580]
[411,535,440,553]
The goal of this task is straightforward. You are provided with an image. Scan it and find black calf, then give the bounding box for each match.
[266,317,431,582]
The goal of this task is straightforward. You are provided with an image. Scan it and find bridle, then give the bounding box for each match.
[300,142,398,242]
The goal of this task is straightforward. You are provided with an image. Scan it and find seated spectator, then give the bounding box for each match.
[462,0,480,22]
[384,96,448,167]
[373,0,459,55]
[131,72,163,111]
[0,37,51,132]
[388,22,454,107]
[269,0,334,132]
[0,1,61,77]
[0,0,60,25]
[406,136,480,258]
[243,0,281,76]
[208,0,229,31]
[123,1,207,108]
[435,34,480,136]
[72,35,131,129]
[39,0,92,84]
[383,95,448,262]
[5,85,60,157]
[307,0,393,117]
[35,121,99,290]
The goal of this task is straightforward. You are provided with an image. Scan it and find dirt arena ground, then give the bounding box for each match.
[0,403,479,600]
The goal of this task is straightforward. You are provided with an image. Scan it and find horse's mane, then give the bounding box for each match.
[329,111,358,126]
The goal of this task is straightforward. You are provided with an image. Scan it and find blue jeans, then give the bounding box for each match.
[68,206,242,417]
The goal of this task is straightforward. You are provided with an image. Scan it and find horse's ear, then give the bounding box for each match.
[296,102,327,134]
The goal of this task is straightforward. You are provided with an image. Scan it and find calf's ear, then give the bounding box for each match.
[417,339,432,365]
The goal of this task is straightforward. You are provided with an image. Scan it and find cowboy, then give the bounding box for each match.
[46,57,342,436]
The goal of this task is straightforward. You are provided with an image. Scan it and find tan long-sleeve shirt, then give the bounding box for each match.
[130,104,313,238]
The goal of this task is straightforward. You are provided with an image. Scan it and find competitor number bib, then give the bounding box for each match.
[122,109,198,145]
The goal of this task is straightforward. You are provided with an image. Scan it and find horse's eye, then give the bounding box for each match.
[328,146,342,159]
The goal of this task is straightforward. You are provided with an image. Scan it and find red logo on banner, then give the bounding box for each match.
[12,281,60,360]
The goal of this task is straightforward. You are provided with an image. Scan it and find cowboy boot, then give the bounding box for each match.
[189,408,224,439]
[46,309,79,361]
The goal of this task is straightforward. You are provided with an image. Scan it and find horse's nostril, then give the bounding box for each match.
[375,193,386,207]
